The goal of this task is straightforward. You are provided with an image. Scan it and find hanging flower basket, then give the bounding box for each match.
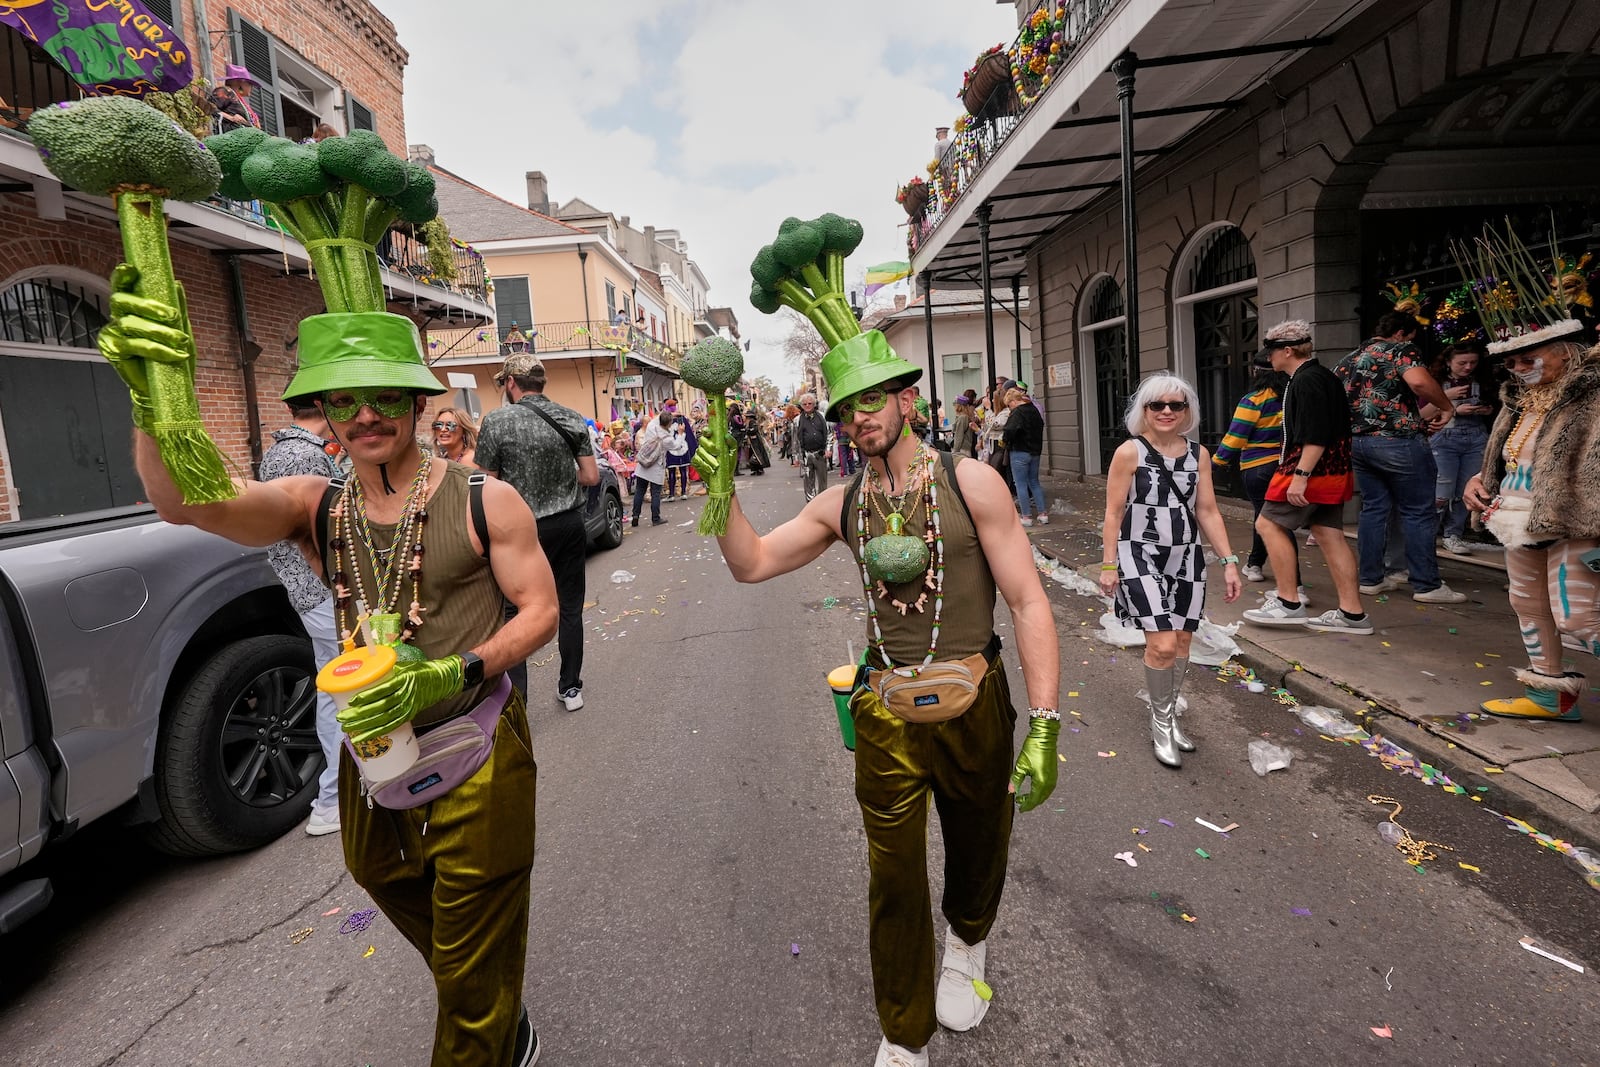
[961,50,1019,118]
[900,183,928,218]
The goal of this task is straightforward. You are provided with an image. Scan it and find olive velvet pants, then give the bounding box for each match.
[851,657,1018,1048]
[340,689,537,1067]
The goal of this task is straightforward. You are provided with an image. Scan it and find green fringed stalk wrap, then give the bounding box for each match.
[116,190,236,504]
[682,336,745,537]
[696,393,734,536]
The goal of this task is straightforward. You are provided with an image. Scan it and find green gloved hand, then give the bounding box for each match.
[338,655,465,743]
[1010,716,1060,812]
[96,263,195,433]
[690,428,737,490]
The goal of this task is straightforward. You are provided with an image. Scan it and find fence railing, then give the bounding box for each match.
[909,0,1122,257]
[428,319,684,370]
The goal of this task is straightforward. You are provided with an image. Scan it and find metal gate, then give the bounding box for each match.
[1086,279,1128,473]
[0,356,140,519]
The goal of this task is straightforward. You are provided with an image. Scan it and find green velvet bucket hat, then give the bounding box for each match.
[282,312,446,400]
[821,330,923,421]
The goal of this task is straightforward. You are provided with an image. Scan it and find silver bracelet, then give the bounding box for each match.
[1028,707,1061,721]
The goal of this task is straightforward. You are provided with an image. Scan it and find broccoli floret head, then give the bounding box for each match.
[30,96,221,201]
[749,280,781,316]
[773,216,824,270]
[240,139,332,202]
[316,130,408,198]
[750,245,786,290]
[816,212,865,257]
[205,126,268,200]
[390,162,437,223]
[682,336,745,394]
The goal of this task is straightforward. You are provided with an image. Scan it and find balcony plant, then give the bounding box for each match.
[896,176,929,219]
[960,43,1018,118]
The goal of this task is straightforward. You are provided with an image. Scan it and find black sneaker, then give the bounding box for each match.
[513,1007,540,1066]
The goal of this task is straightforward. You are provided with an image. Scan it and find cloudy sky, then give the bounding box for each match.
[380,0,1019,385]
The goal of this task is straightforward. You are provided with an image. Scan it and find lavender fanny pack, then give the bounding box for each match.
[348,674,512,810]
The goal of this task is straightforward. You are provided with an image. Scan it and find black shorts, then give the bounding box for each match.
[1260,499,1345,532]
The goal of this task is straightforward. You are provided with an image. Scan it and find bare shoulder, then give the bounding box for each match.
[952,455,1010,510]
[479,473,535,525]
[808,482,854,541]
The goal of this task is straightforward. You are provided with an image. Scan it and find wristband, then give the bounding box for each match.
[1218,554,1239,565]
[1293,468,1314,478]
[1100,563,1119,571]
[1028,707,1061,721]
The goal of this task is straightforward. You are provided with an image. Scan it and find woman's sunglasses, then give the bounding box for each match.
[1146,400,1190,413]
[322,388,413,422]
[836,388,900,420]
[432,421,459,433]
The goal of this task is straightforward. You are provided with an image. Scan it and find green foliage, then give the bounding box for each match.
[421,217,457,282]
[141,80,212,140]
[682,336,746,394]
[29,96,220,202]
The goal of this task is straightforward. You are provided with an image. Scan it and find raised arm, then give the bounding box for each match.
[135,430,320,548]
[715,484,846,583]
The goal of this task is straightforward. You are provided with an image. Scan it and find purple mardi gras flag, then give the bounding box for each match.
[0,0,194,97]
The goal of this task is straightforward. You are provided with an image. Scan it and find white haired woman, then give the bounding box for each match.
[1101,373,1241,767]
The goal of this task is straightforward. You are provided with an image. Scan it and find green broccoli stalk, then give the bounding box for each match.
[749,214,865,349]
[681,336,745,536]
[29,97,235,506]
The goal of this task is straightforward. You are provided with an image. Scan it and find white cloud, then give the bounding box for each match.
[383,0,1018,389]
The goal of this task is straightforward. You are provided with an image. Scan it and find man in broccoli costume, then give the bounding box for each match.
[695,214,1062,1067]
[100,125,557,1067]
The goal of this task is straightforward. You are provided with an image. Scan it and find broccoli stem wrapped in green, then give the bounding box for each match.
[750,213,865,349]
[681,337,745,536]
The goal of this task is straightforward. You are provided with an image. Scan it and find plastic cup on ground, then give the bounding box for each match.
[317,644,417,782]
[828,665,858,751]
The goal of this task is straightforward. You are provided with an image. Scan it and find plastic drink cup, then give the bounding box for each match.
[828,665,857,751]
[317,644,417,782]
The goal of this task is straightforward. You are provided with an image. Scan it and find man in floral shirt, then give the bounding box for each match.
[1334,312,1465,604]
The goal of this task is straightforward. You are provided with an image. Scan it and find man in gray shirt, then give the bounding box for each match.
[477,353,600,710]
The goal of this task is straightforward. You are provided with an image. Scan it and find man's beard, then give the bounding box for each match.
[855,405,905,459]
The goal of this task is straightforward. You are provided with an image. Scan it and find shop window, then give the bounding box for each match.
[494,276,531,348]
[1079,276,1128,474]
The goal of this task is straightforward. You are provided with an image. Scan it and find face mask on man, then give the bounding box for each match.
[1513,358,1545,386]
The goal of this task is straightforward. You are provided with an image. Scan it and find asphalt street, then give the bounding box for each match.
[2,465,1596,1067]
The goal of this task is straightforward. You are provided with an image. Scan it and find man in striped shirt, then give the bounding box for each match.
[1211,352,1295,585]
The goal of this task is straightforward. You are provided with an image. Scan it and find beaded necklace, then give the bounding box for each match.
[855,448,945,675]
[1504,386,1559,470]
[330,448,433,645]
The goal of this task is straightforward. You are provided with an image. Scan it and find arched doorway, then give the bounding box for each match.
[1175,226,1257,495]
[1079,276,1128,473]
[0,273,137,520]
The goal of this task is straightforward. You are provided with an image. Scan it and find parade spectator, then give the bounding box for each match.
[1243,320,1372,634]
[1002,386,1047,525]
[836,419,858,476]
[503,322,529,353]
[1211,350,1300,588]
[478,353,599,712]
[256,398,343,836]
[311,122,338,142]
[1422,340,1497,555]
[978,382,1015,495]
[1101,374,1241,767]
[1464,335,1600,722]
[631,411,672,527]
[1335,313,1466,603]
[950,394,976,458]
[665,414,695,500]
[212,65,260,131]
[933,125,952,160]
[908,384,933,441]
[794,392,830,500]
[430,406,477,467]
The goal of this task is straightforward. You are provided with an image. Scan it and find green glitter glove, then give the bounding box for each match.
[98,264,193,434]
[1010,716,1060,812]
[338,655,465,743]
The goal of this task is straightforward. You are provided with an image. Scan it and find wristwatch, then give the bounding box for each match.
[459,651,485,688]
[1293,468,1314,478]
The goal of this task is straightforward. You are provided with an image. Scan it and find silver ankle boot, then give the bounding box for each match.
[1144,663,1182,768]
[1170,657,1196,753]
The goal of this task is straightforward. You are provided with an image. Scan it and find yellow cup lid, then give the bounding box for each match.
[317,644,398,694]
[827,665,857,689]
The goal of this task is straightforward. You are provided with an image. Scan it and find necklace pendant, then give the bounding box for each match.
[864,529,932,584]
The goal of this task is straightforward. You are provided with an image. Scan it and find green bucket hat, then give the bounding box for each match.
[282,312,447,400]
[821,330,923,421]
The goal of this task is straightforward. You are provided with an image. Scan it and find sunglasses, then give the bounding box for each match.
[322,388,414,422]
[836,388,900,420]
[1145,400,1190,413]
[432,421,459,433]
[1504,353,1542,368]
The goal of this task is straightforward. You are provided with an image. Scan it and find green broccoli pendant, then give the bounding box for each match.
[863,512,930,585]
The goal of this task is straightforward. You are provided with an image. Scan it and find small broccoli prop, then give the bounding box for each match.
[681,336,745,536]
[750,213,865,349]
[205,128,438,313]
[29,97,234,505]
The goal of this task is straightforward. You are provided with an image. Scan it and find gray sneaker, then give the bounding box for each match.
[1243,599,1309,626]
[1442,536,1476,555]
[1304,609,1375,635]
[1414,583,1468,604]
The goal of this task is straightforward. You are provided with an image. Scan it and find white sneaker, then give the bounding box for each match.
[1442,536,1476,555]
[1414,583,1468,604]
[1386,570,1410,585]
[1243,599,1309,626]
[1036,513,1049,525]
[874,1037,929,1067]
[1358,577,1400,595]
[1304,608,1375,635]
[1241,564,1266,582]
[935,926,989,1031]
[560,687,584,712]
[1019,516,1034,527]
[305,809,340,837]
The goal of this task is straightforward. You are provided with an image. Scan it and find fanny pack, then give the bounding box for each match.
[1482,494,1539,549]
[348,674,512,809]
[868,636,999,723]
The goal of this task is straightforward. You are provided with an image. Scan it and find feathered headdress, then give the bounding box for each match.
[1382,280,1431,325]
[1450,219,1585,355]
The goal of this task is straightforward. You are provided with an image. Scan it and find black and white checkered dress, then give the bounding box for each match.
[1114,439,1206,632]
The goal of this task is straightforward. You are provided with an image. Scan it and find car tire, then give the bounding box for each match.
[593,489,625,550]
[145,634,322,857]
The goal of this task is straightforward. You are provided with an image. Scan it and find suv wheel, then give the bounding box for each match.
[145,634,321,856]
[593,489,624,550]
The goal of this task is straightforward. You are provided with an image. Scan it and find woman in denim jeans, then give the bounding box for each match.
[1002,386,1047,525]
[1423,341,1497,555]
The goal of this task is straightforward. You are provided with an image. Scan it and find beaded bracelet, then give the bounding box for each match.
[1028,707,1061,721]
[1100,563,1118,571]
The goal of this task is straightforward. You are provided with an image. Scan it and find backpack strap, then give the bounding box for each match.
[468,470,491,560]
[312,475,346,573]
[839,468,866,539]
[939,448,973,524]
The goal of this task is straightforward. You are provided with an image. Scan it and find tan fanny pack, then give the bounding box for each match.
[870,650,993,723]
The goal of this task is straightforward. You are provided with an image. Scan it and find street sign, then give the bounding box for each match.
[614,374,644,388]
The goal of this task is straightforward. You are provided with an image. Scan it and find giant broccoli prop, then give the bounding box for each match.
[206,127,437,313]
[29,96,235,505]
[749,213,865,349]
[681,336,744,535]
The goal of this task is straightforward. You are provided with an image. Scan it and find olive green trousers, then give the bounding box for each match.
[852,658,1018,1048]
[340,689,537,1067]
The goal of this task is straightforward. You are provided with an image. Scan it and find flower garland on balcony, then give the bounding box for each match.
[1009,3,1068,108]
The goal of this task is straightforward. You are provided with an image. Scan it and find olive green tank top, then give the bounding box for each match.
[845,453,996,667]
[324,461,503,728]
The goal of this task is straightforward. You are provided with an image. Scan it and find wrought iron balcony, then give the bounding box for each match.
[431,320,683,372]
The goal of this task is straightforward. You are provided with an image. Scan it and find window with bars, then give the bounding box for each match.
[0,279,108,348]
[1081,277,1129,473]
[1188,226,1256,293]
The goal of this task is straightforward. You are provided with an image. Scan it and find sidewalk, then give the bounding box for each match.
[1028,470,1600,851]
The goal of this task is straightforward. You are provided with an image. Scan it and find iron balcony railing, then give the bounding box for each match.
[911,0,1121,257]
[429,319,684,371]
